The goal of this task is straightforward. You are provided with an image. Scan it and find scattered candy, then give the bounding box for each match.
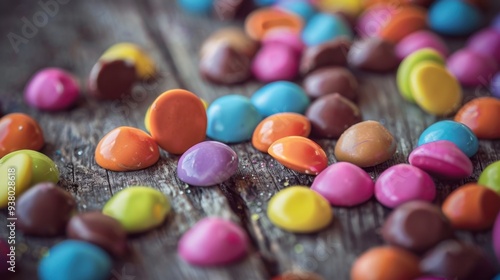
[478,160,500,193]
[177,141,238,186]
[275,1,316,22]
[88,59,137,100]
[0,113,45,158]
[262,28,305,54]
[200,43,252,84]
[466,28,500,64]
[0,149,59,186]
[395,30,448,60]
[201,27,258,59]
[0,152,33,208]
[348,37,399,72]
[269,136,327,175]
[267,186,333,233]
[454,97,500,139]
[356,4,396,38]
[302,67,358,100]
[100,42,156,81]
[300,38,351,75]
[252,43,299,82]
[428,0,482,36]
[301,13,352,46]
[245,8,303,41]
[317,0,363,17]
[178,217,249,266]
[102,186,171,233]
[378,6,428,43]
[251,81,309,117]
[272,271,324,280]
[311,162,374,207]
[447,49,497,87]
[418,120,478,158]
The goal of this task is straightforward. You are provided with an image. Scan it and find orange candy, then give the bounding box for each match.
[0,113,44,158]
[95,126,160,171]
[244,8,303,41]
[442,183,500,231]
[378,6,427,43]
[268,136,327,175]
[351,246,421,280]
[454,97,500,139]
[252,113,311,153]
[149,89,207,154]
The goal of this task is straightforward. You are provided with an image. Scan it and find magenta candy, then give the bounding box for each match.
[311,162,374,207]
[252,44,299,82]
[375,164,436,208]
[24,68,79,111]
[447,49,498,87]
[356,5,396,38]
[395,30,448,60]
[409,140,473,179]
[494,213,500,264]
[178,217,249,266]
[467,28,500,65]
[262,28,305,54]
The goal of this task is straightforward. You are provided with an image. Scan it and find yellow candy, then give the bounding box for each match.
[0,153,33,208]
[101,43,156,80]
[144,105,152,132]
[317,0,363,16]
[200,98,209,110]
[410,61,462,116]
[267,186,333,233]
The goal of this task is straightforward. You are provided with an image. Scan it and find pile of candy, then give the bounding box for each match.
[1,0,500,279]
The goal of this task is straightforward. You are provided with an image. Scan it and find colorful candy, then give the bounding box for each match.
[269,136,327,175]
[454,97,500,139]
[0,152,33,208]
[100,42,156,81]
[251,81,310,117]
[429,0,482,36]
[347,37,399,72]
[272,271,324,280]
[447,49,497,87]
[252,43,299,82]
[200,44,252,84]
[478,160,500,194]
[311,162,374,207]
[178,217,249,266]
[300,38,351,75]
[267,186,333,233]
[262,28,305,54]
[102,186,171,233]
[201,27,258,59]
[88,59,137,100]
[275,1,317,22]
[177,0,213,14]
[466,28,500,64]
[395,30,448,60]
[492,72,500,98]
[245,8,303,41]
[0,113,44,158]
[301,13,352,46]
[418,120,478,158]
[317,0,363,17]
[302,67,358,100]
[0,149,59,186]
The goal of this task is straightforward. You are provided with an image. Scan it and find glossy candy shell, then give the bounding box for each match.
[478,160,500,194]
[0,153,32,208]
[268,136,327,175]
[251,81,310,117]
[454,97,500,139]
[0,113,44,158]
[418,120,478,158]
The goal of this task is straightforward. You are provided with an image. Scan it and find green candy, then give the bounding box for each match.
[478,160,500,194]
[102,186,171,233]
[0,149,59,185]
[0,153,33,208]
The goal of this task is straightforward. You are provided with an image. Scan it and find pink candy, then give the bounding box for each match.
[178,217,248,266]
[252,44,299,82]
[356,5,396,38]
[311,162,374,207]
[447,49,498,87]
[396,30,448,60]
[409,140,473,179]
[375,164,436,208]
[24,68,80,111]
[467,28,500,65]
[262,28,305,55]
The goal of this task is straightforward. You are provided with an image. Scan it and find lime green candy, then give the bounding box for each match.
[0,149,59,185]
[0,153,33,208]
[397,48,445,103]
[103,186,171,233]
[478,160,500,194]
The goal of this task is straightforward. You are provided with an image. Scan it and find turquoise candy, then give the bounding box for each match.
[418,120,479,158]
[277,1,317,22]
[428,0,482,36]
[251,81,310,117]
[177,0,213,14]
[38,240,112,280]
[207,94,262,143]
[301,13,352,46]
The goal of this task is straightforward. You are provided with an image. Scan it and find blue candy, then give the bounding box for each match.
[276,1,317,22]
[418,120,479,157]
[301,13,352,46]
[251,81,310,117]
[253,0,277,6]
[39,240,112,280]
[177,0,213,14]
[428,0,482,36]
[207,94,262,143]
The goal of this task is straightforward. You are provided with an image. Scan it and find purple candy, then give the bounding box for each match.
[492,72,500,98]
[396,30,448,60]
[494,213,500,264]
[492,14,500,32]
[177,141,238,187]
[447,49,498,87]
[467,28,500,64]
[252,43,299,82]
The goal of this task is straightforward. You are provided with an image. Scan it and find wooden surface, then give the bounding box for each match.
[1,1,499,279]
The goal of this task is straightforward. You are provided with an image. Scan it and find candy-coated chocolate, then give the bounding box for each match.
[311,162,374,207]
[17,182,76,236]
[410,61,462,116]
[100,43,156,80]
[300,38,351,75]
[317,0,363,17]
[207,94,262,143]
[395,30,448,60]
[102,186,171,233]
[351,246,421,280]
[177,141,238,186]
[178,217,249,266]
[95,126,160,171]
[252,113,311,153]
[66,212,128,257]
[428,0,482,36]
[38,240,112,280]
[177,0,213,14]
[409,141,473,179]
[0,152,32,208]
[269,136,327,175]
[24,68,79,111]
[447,49,497,87]
[442,183,500,231]
[252,43,299,82]
[301,13,352,47]
[478,160,500,194]
[454,97,500,139]
[267,186,333,233]
[251,81,309,117]
[335,121,396,167]
[494,213,500,263]
[375,164,436,208]
[200,43,252,85]
[200,27,258,59]
[88,59,137,100]
[347,37,399,72]
[245,8,303,41]
[467,28,500,64]
[1,149,60,186]
[149,89,207,154]
[306,93,361,138]
[262,28,305,54]
[356,5,397,38]
[303,67,358,100]
[378,6,427,43]
[397,48,445,102]
[418,120,478,158]
[0,113,44,158]
[272,271,324,280]
[381,201,453,253]
[275,1,316,22]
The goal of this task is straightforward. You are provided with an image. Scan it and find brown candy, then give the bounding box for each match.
[272,271,324,280]
[17,182,76,236]
[381,201,453,254]
[348,38,399,72]
[199,43,252,85]
[66,212,128,257]
[200,27,258,58]
[303,67,358,100]
[300,38,351,75]
[420,239,496,280]
[306,93,362,139]
[212,0,248,20]
[88,59,137,100]
[334,120,397,167]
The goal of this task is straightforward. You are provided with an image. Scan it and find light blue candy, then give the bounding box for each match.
[207,94,262,143]
[251,81,310,117]
[253,0,277,6]
[177,0,213,14]
[493,274,500,280]
[301,13,352,46]
[39,240,112,280]
[418,120,479,157]
[276,1,316,22]
[428,0,482,36]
